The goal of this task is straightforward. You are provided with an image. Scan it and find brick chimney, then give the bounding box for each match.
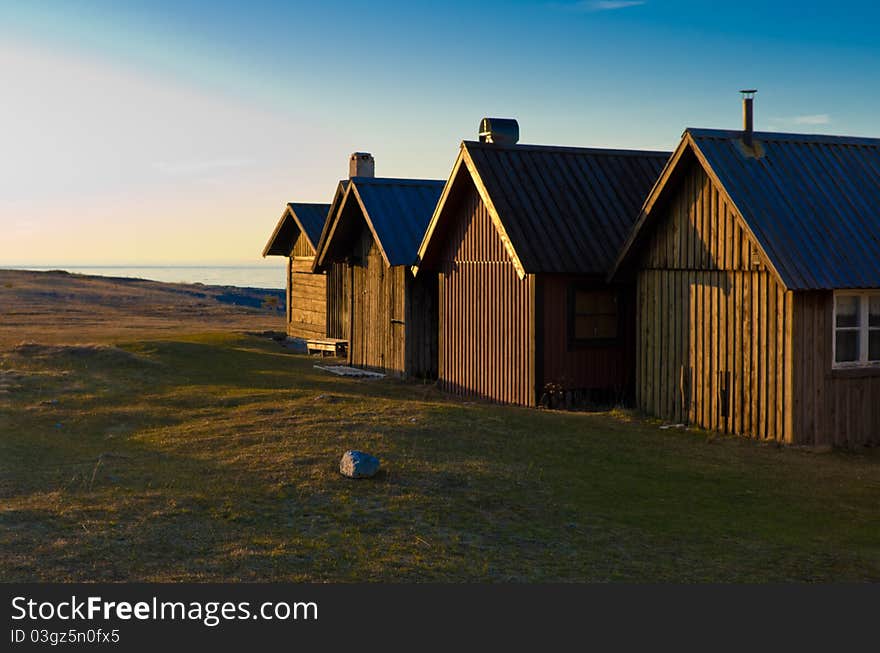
[349,152,375,178]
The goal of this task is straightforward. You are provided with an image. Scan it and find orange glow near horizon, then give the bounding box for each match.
[0,41,353,266]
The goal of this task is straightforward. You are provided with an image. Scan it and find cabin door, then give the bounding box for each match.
[351,259,369,369]
[389,269,405,375]
[351,234,388,372]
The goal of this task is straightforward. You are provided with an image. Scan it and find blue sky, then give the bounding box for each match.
[2,1,879,264]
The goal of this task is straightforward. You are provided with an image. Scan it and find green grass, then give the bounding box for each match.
[1,332,878,582]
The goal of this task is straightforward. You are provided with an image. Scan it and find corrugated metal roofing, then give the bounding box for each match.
[462,141,669,275]
[261,202,330,257]
[686,128,880,289]
[318,177,445,267]
[353,178,445,266]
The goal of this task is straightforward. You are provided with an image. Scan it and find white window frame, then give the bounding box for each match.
[832,290,880,368]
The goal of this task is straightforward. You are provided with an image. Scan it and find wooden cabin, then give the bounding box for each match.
[414,121,669,407]
[262,202,331,339]
[313,175,444,378]
[613,123,880,447]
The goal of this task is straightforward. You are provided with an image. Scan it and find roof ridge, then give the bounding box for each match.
[287,201,330,208]
[462,140,670,158]
[687,127,880,146]
[350,176,445,185]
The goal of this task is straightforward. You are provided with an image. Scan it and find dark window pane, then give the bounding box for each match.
[574,315,618,340]
[836,295,860,328]
[575,290,616,316]
[575,316,596,339]
[595,292,617,314]
[835,330,859,363]
[870,330,880,362]
[575,291,595,314]
[572,289,618,341]
[596,314,618,338]
[870,297,880,328]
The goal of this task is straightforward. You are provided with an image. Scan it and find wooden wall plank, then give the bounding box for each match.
[634,160,804,442]
[286,258,292,325]
[688,270,696,424]
[783,290,793,442]
[435,182,532,404]
[287,264,328,340]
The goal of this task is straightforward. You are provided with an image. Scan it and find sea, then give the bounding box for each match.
[5,265,287,290]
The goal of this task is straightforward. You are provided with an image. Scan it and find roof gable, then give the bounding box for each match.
[262,202,330,257]
[416,141,669,277]
[415,149,525,276]
[288,203,328,250]
[614,128,880,290]
[315,177,444,268]
[310,180,350,270]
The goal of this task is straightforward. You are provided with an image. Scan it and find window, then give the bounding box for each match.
[569,287,618,345]
[833,292,880,366]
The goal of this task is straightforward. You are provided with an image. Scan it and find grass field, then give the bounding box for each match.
[1,271,879,582]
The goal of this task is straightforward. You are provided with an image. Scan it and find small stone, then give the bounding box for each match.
[282,338,308,353]
[339,450,380,479]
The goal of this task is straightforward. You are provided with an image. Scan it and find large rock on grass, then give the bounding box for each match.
[339,450,380,479]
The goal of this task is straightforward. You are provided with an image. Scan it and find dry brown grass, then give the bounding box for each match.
[0,269,281,347]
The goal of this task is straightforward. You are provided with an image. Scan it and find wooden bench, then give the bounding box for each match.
[305,338,348,357]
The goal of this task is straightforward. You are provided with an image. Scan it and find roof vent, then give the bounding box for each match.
[349,152,374,178]
[479,117,519,145]
[740,89,757,147]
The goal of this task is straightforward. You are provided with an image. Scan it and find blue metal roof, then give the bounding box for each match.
[689,128,880,289]
[353,178,445,266]
[317,177,445,267]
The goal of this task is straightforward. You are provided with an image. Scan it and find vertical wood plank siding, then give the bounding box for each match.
[405,272,438,379]
[793,291,880,447]
[350,228,396,373]
[636,162,795,442]
[437,184,534,405]
[348,225,437,378]
[325,262,350,341]
[539,275,635,398]
[291,231,314,258]
[286,231,326,339]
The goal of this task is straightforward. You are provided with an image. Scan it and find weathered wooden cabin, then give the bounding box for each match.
[613,98,880,446]
[313,171,444,378]
[414,118,669,407]
[262,153,367,343]
[262,202,331,339]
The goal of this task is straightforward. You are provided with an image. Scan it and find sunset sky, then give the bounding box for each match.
[2,1,879,266]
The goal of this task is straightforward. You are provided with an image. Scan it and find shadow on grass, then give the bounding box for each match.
[3,333,880,582]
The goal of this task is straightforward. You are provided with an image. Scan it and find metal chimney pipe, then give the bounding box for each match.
[740,89,757,147]
[478,117,519,145]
